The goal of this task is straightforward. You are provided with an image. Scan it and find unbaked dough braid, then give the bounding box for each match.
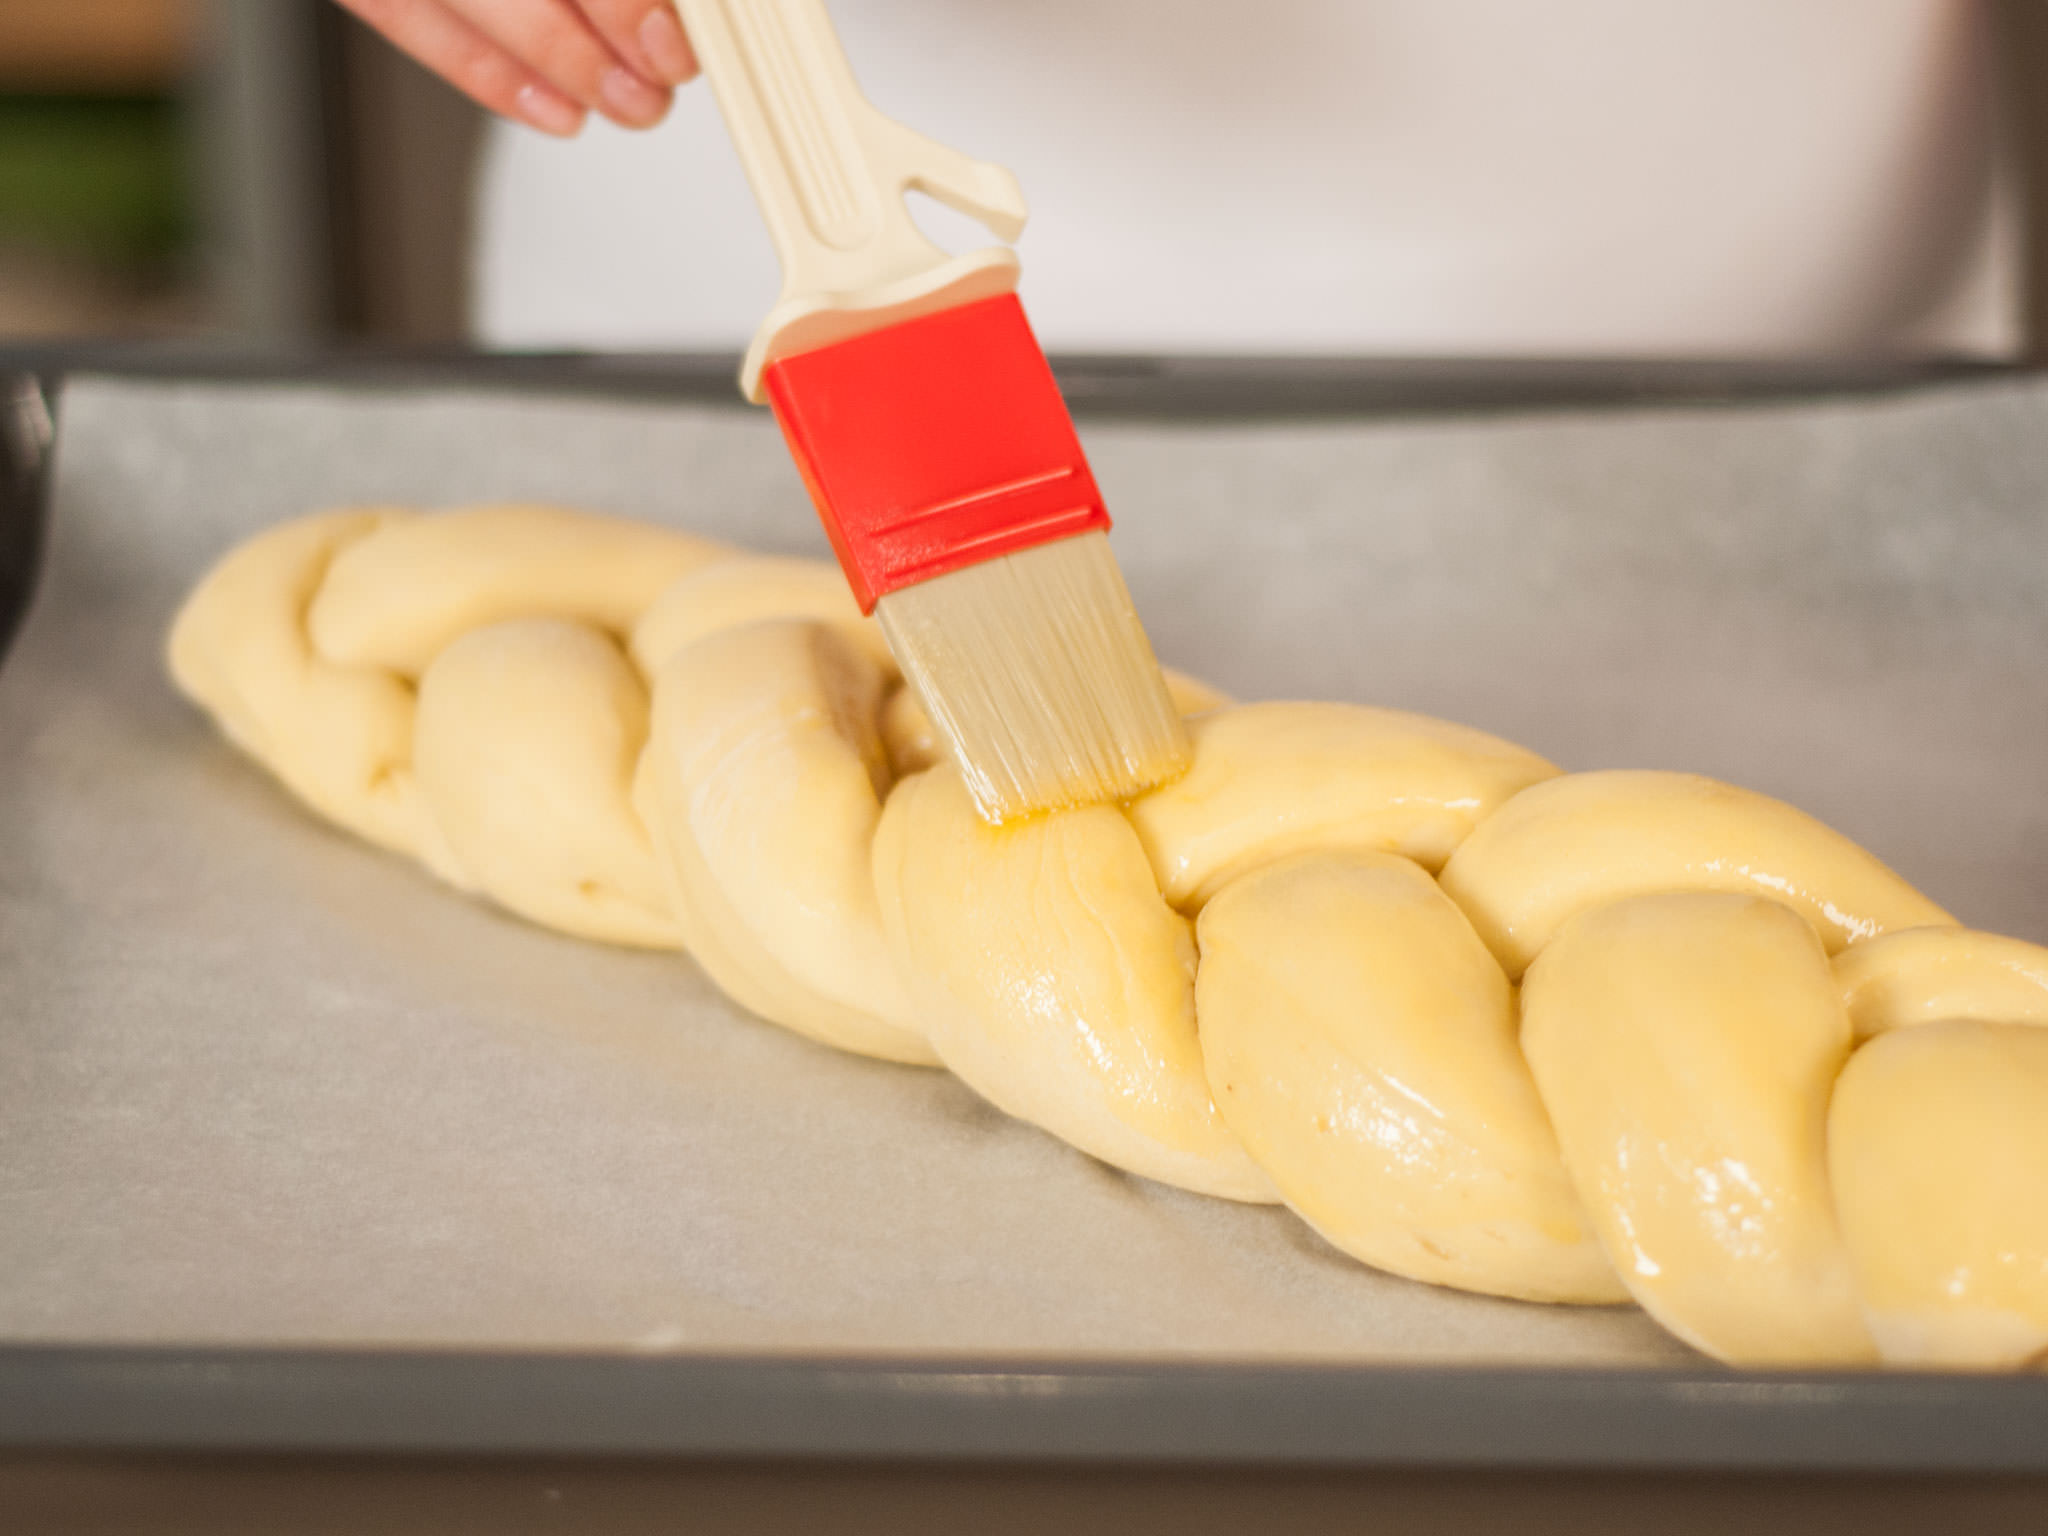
[168,505,2048,1371]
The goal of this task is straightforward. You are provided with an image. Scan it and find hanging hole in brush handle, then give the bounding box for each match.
[676,0,1032,400]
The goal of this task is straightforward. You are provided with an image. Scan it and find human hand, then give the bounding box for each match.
[333,0,699,136]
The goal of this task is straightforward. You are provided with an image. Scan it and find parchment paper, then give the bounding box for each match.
[3,373,2045,1363]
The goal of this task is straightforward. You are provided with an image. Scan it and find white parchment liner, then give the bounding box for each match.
[3,374,2043,1361]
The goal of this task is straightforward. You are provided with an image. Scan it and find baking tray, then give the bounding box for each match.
[1,352,2045,1472]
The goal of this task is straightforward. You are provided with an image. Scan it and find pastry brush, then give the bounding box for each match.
[677,0,1188,822]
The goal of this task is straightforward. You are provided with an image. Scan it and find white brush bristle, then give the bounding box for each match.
[876,531,1190,823]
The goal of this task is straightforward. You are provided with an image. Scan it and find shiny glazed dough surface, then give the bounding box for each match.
[167,505,2048,1371]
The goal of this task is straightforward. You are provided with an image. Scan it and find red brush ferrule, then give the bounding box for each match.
[763,293,1111,614]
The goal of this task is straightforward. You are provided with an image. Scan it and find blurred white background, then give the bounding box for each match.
[477,0,2022,358]
[1,0,2045,358]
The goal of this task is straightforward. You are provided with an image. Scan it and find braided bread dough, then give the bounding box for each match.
[168,505,2048,1371]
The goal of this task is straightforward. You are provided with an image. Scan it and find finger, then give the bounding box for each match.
[576,0,700,86]
[440,0,673,127]
[334,0,587,134]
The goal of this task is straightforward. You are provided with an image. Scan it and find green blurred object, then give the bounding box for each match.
[0,93,189,265]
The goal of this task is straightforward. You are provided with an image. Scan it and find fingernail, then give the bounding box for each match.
[640,5,700,85]
[600,63,671,126]
[514,81,584,136]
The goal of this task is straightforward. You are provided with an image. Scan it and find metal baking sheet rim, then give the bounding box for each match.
[4,357,2045,1472]
[6,1346,2048,1470]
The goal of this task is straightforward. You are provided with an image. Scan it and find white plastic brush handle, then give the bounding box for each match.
[676,0,1031,401]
